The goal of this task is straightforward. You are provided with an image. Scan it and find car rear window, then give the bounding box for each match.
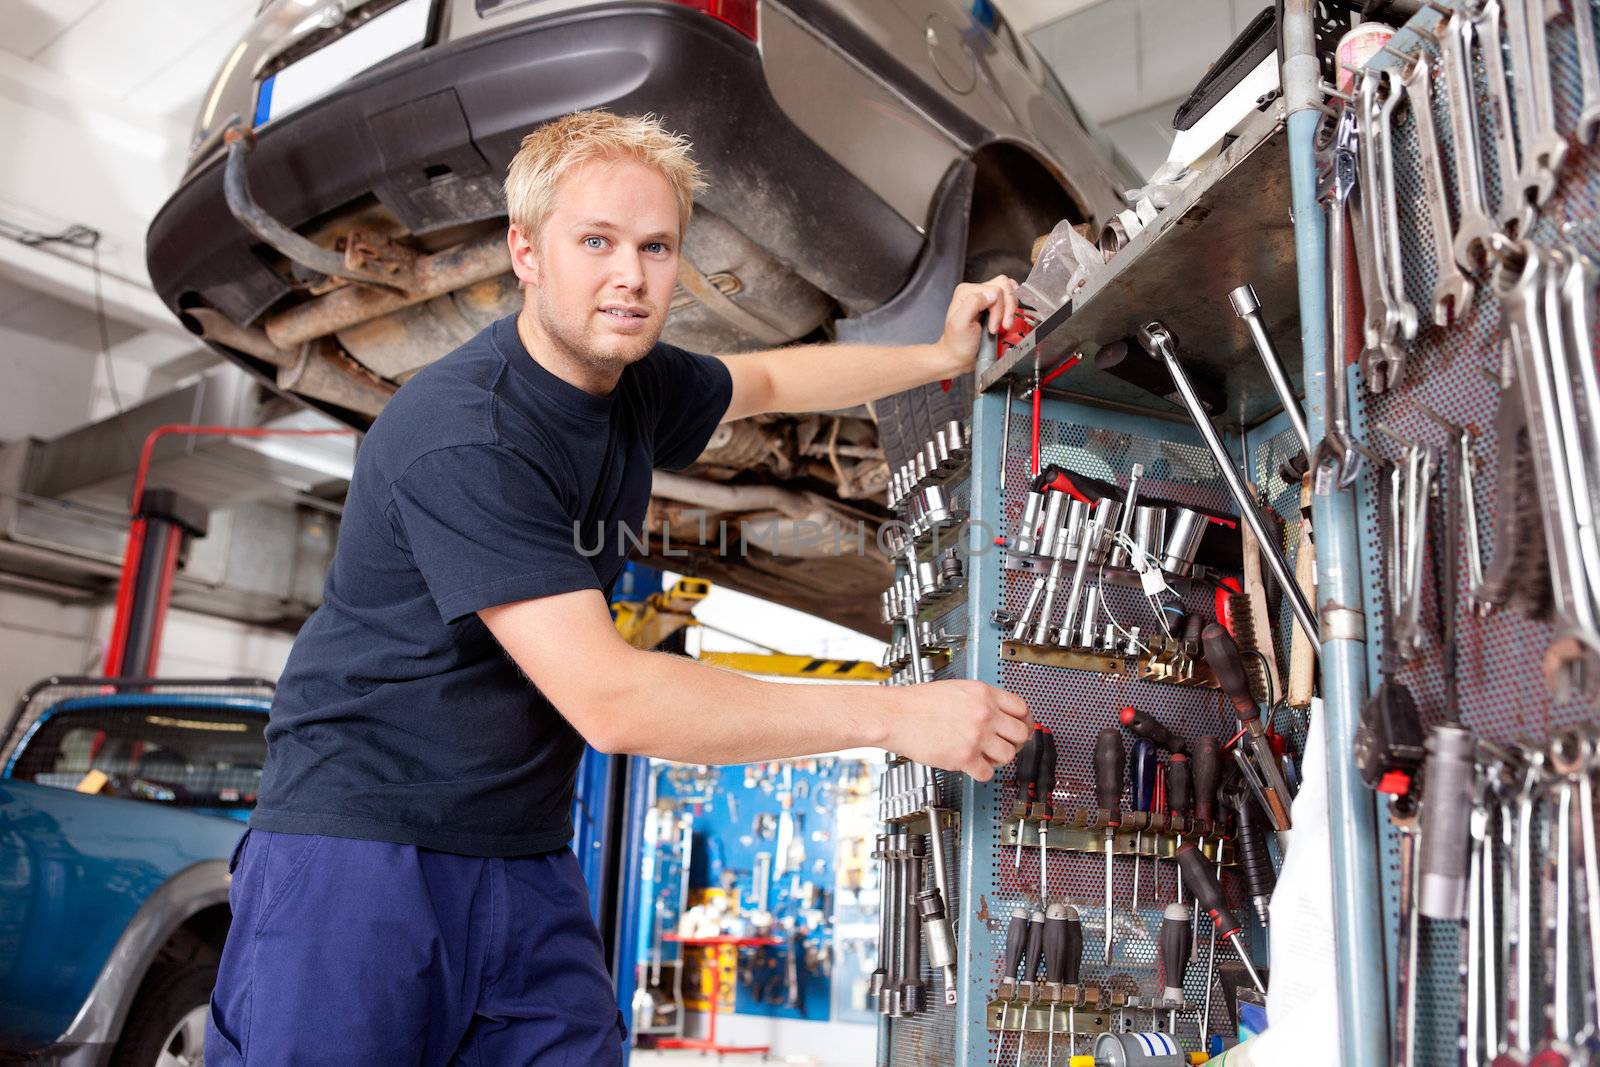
[8,705,268,810]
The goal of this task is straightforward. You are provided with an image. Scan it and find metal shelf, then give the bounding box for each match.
[977,107,1302,429]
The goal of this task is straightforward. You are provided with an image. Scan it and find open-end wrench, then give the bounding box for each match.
[1573,0,1600,144]
[1440,8,1499,270]
[1559,250,1600,616]
[1547,732,1589,1058]
[1495,245,1600,702]
[1374,66,1419,352]
[1313,105,1365,489]
[1472,0,1539,236]
[1509,753,1546,1063]
[1502,0,1563,206]
[1401,49,1475,325]
[1353,71,1408,392]
[1542,247,1600,630]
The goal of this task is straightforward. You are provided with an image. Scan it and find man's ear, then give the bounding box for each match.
[507,223,541,286]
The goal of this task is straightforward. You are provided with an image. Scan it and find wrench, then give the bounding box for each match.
[1353,71,1408,392]
[1313,105,1365,489]
[1441,8,1500,270]
[1401,49,1475,325]
[1546,733,1588,1058]
[1392,801,1421,1067]
[1503,0,1564,206]
[1374,66,1420,348]
[1468,794,1488,1067]
[1543,247,1600,632]
[1575,732,1600,1051]
[1559,250,1600,616]
[1573,0,1600,144]
[1495,245,1600,702]
[1472,0,1540,236]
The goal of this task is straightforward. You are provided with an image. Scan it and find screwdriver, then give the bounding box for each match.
[1044,903,1084,1063]
[1176,841,1266,994]
[1167,753,1191,905]
[1160,901,1192,1037]
[1095,725,1125,964]
[1018,909,1046,1067]
[1234,790,1276,927]
[1119,705,1189,754]
[1202,623,1293,829]
[1130,738,1157,913]
[999,907,1028,1054]
[1190,736,1220,956]
[1014,727,1046,869]
[1037,728,1058,903]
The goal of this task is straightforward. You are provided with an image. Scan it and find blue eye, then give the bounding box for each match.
[644,242,667,255]
[584,236,606,250]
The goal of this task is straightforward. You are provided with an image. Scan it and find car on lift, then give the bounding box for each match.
[146,0,1130,634]
[0,681,271,1067]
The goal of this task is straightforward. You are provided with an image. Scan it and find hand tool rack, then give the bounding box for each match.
[878,0,1600,1061]
[878,63,1313,1063]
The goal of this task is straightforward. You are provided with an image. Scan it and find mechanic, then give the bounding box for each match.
[206,110,1031,1066]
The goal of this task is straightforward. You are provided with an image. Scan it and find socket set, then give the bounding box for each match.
[887,420,972,544]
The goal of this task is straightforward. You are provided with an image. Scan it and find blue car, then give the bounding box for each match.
[0,680,272,1066]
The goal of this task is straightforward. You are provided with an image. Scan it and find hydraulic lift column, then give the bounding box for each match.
[104,487,209,678]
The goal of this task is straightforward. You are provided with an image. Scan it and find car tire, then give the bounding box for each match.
[110,960,218,1067]
[874,250,1031,473]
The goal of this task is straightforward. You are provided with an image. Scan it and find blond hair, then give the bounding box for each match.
[504,111,706,238]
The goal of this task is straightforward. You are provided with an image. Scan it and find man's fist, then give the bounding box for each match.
[885,679,1032,781]
[934,275,1021,374]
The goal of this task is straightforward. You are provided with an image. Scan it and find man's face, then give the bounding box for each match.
[509,156,681,376]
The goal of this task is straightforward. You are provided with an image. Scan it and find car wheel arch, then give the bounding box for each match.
[964,139,1092,267]
[54,860,232,1057]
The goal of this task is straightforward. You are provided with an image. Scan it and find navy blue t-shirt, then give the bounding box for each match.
[252,314,733,856]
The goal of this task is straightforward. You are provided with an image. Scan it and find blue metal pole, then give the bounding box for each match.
[1283,3,1388,1057]
[613,755,653,1065]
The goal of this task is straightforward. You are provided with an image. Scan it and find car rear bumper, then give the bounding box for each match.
[146,1,925,329]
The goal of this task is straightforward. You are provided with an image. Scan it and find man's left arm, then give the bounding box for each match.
[717,275,1020,422]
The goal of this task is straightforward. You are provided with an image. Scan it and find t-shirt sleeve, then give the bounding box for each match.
[642,343,734,471]
[387,445,600,624]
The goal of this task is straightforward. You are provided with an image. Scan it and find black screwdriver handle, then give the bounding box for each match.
[1063,905,1083,986]
[1119,705,1188,754]
[1192,735,1220,824]
[1176,842,1241,938]
[1095,725,1126,823]
[1167,753,1191,819]
[1043,903,1068,983]
[1016,727,1044,802]
[1023,910,1046,981]
[1235,792,1277,901]
[1201,623,1260,722]
[1182,611,1205,649]
[1159,901,1191,999]
[1038,729,1058,810]
[1003,907,1028,981]
[1131,739,1158,814]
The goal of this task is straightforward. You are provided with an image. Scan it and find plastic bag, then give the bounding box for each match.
[1016,219,1106,318]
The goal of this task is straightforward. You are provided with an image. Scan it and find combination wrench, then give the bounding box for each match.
[1471,0,1538,236]
[1353,70,1409,392]
[1440,7,1499,270]
[1502,0,1563,207]
[1400,48,1474,325]
[1313,104,1364,489]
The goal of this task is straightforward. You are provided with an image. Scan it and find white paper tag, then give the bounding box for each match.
[1140,566,1170,597]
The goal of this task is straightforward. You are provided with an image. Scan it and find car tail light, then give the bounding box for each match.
[667,0,758,42]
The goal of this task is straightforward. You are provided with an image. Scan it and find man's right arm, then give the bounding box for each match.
[480,588,1032,779]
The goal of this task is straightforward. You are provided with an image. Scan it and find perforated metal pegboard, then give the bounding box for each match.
[897,396,1288,1067]
[1349,4,1600,1063]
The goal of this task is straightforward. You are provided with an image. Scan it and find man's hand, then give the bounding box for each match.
[934,274,1021,376]
[884,679,1032,781]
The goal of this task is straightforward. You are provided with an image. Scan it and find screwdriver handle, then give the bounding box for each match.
[1192,735,1220,824]
[1159,901,1191,1001]
[1095,725,1126,823]
[1118,705,1188,754]
[1063,905,1083,986]
[1016,727,1044,802]
[1167,753,1191,819]
[1043,903,1068,982]
[1038,729,1058,812]
[1182,610,1205,649]
[1201,623,1260,722]
[1023,910,1046,981]
[1002,907,1028,981]
[1235,791,1278,903]
[1131,739,1158,814]
[1176,842,1241,937]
